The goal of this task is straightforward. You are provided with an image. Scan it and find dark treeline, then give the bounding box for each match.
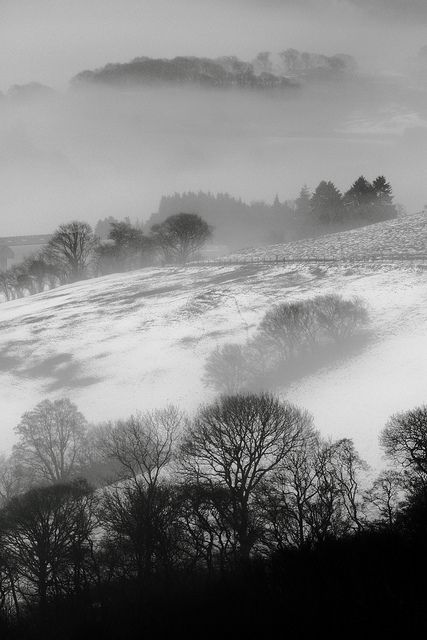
[0,175,397,302]
[148,175,397,247]
[0,392,427,636]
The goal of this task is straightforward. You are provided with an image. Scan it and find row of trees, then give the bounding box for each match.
[0,176,397,302]
[0,214,212,301]
[0,392,425,621]
[204,294,369,394]
[295,175,397,225]
[149,177,397,248]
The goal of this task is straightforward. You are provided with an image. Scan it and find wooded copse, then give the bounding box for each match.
[151,175,398,246]
[0,213,212,302]
[0,391,425,636]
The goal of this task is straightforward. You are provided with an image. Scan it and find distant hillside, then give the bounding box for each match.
[71,49,356,90]
[72,56,296,90]
[234,212,427,260]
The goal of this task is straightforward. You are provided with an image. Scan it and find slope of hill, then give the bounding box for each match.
[234,212,427,260]
[0,258,426,467]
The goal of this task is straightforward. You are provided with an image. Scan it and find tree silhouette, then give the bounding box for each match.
[372,176,393,204]
[380,406,427,479]
[44,221,98,282]
[0,481,96,611]
[311,181,343,223]
[179,393,313,560]
[151,213,212,264]
[13,399,88,484]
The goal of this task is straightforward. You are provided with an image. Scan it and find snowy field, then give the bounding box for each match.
[0,259,426,468]
[234,211,427,261]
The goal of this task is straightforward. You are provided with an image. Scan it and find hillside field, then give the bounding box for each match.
[0,254,426,467]
[234,211,427,260]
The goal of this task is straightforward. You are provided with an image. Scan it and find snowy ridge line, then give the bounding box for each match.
[190,254,427,266]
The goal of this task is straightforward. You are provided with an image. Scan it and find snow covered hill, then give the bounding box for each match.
[234,211,427,261]
[1,257,426,467]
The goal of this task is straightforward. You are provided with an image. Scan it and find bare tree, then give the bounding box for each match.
[203,343,250,394]
[260,433,368,550]
[100,482,183,580]
[365,470,405,526]
[314,294,369,343]
[177,482,236,573]
[98,407,183,577]
[0,454,29,507]
[96,221,155,275]
[7,266,33,299]
[260,427,320,551]
[326,438,369,532]
[257,300,319,360]
[380,406,427,478]
[0,481,96,611]
[179,393,313,560]
[13,399,88,484]
[0,272,14,302]
[203,340,273,395]
[283,438,369,545]
[44,221,98,282]
[99,406,182,490]
[256,295,368,365]
[151,213,212,264]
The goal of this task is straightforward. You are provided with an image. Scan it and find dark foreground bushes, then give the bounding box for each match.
[5,527,427,639]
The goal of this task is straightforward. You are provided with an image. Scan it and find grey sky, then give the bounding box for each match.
[1,0,426,90]
[244,0,427,20]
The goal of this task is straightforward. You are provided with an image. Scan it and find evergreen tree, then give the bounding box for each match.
[372,175,393,204]
[295,185,312,217]
[311,181,343,223]
[344,176,376,208]
[343,175,396,222]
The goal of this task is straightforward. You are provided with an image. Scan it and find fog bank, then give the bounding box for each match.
[1,72,427,236]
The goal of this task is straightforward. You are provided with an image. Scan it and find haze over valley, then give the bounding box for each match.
[2,38,427,235]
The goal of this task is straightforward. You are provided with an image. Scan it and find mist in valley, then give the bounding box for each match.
[1,72,427,238]
[2,0,427,238]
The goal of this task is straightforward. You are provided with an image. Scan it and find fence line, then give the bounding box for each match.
[189,254,427,267]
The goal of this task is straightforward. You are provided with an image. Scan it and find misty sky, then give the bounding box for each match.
[2,0,427,90]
